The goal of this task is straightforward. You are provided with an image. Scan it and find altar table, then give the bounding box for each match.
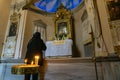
[45,39,73,57]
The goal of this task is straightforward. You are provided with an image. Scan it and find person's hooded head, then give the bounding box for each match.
[33,32,41,38]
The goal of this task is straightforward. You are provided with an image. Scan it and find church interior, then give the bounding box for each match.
[0,0,120,80]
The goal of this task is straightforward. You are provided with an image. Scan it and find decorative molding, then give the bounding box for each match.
[114,45,120,54]
[11,1,26,11]
[109,20,120,25]
[109,20,120,46]
[33,19,47,42]
[33,19,47,28]
[10,12,21,23]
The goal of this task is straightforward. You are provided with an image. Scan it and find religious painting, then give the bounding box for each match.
[58,22,68,35]
[55,19,72,39]
[8,22,17,36]
[106,0,120,21]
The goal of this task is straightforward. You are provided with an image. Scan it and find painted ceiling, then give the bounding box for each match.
[34,0,83,13]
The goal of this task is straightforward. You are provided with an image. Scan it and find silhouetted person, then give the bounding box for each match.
[24,32,47,80]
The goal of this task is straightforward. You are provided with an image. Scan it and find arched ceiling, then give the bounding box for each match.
[34,0,83,13]
[23,0,84,16]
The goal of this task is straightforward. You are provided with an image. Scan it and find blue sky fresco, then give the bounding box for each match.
[34,0,82,13]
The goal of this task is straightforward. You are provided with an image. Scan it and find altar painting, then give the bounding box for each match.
[58,22,68,35]
[55,19,70,40]
[8,22,17,36]
[106,0,120,21]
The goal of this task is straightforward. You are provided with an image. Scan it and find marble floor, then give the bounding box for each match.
[43,63,99,80]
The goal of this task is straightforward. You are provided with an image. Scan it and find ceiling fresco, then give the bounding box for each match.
[34,0,83,13]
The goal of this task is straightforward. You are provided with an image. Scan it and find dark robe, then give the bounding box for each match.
[25,32,47,65]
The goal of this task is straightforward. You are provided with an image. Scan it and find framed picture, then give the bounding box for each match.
[54,4,72,39]
[106,0,120,21]
[55,19,72,39]
[8,22,17,36]
[57,21,68,34]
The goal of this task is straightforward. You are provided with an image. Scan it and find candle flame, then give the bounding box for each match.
[35,56,39,59]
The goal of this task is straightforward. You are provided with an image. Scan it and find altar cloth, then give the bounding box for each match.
[45,39,73,57]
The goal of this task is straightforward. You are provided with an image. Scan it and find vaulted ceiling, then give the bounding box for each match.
[23,0,84,16]
[34,0,83,13]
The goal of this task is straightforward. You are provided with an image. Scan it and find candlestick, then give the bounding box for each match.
[35,56,39,65]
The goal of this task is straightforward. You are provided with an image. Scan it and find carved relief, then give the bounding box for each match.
[1,0,28,59]
[2,37,16,58]
[11,1,26,12]
[109,20,120,54]
[2,12,21,58]
[106,0,120,21]
[104,0,120,54]
[10,12,21,22]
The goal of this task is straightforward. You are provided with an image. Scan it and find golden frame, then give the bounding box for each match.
[54,4,72,39]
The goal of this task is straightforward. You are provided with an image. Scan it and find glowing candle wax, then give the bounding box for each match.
[35,56,39,65]
[31,61,34,65]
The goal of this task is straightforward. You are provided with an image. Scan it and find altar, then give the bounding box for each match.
[45,39,73,57]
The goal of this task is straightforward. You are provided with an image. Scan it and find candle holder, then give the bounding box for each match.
[35,56,39,65]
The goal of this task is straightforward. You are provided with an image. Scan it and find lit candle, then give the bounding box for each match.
[24,59,27,64]
[31,61,34,65]
[35,56,39,65]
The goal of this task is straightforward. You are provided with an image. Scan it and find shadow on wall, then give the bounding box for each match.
[72,16,81,57]
[72,44,81,57]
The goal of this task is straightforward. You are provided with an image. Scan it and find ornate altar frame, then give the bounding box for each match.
[105,0,120,21]
[1,12,21,58]
[105,0,120,54]
[54,4,72,39]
